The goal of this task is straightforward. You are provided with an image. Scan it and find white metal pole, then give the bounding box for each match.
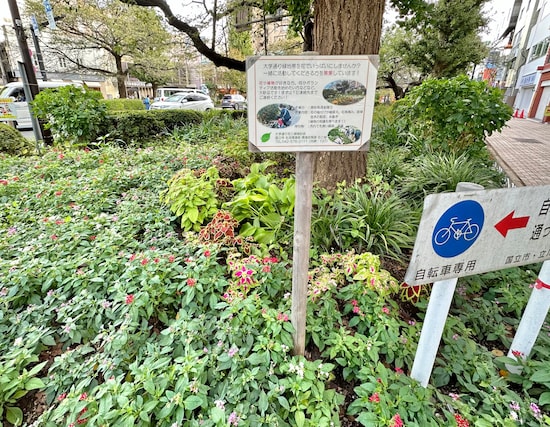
[506,260,550,373]
[410,182,483,387]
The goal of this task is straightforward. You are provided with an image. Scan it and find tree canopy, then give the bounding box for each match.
[25,0,174,97]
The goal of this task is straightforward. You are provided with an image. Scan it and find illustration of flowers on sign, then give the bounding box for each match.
[322,80,366,105]
[257,103,300,130]
[328,125,362,144]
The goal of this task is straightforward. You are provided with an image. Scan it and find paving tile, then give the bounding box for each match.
[485,118,550,187]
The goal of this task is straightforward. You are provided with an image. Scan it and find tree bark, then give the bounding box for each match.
[312,0,385,190]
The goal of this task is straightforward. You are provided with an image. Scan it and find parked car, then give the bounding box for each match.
[153,87,206,103]
[150,93,214,111]
[221,94,247,110]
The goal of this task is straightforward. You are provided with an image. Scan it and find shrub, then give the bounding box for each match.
[398,151,506,202]
[31,85,107,146]
[102,98,145,111]
[0,123,35,155]
[311,178,417,261]
[100,110,203,144]
[395,75,513,154]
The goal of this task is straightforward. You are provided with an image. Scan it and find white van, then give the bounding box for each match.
[0,81,81,129]
[154,87,205,103]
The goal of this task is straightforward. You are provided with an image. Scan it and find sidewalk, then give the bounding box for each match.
[485,118,550,187]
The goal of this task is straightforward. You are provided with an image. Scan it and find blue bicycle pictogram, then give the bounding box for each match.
[432,200,484,258]
[433,217,480,245]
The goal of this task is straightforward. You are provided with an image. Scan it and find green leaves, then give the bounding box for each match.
[160,167,219,231]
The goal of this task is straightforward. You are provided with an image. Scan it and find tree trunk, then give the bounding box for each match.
[115,55,128,99]
[312,0,385,190]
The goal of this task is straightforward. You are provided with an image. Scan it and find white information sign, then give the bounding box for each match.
[405,185,550,286]
[246,55,378,152]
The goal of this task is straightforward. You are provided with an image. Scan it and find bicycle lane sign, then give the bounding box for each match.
[405,184,550,286]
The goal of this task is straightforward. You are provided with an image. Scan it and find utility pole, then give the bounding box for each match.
[7,0,52,145]
[8,0,39,99]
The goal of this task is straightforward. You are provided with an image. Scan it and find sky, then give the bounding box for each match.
[0,0,517,46]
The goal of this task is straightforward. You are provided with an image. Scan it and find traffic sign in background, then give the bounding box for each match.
[405,184,550,286]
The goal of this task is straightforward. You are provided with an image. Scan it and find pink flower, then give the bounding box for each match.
[168,255,175,262]
[262,265,271,273]
[187,278,196,287]
[511,349,524,358]
[141,258,148,266]
[395,367,404,374]
[51,234,58,240]
[228,411,240,426]
[79,392,87,401]
[0,179,8,185]
[352,306,360,314]
[55,191,63,196]
[228,346,238,357]
[57,392,67,401]
[129,254,137,261]
[369,392,380,402]
[277,312,289,322]
[235,265,254,284]
[382,306,390,314]
[204,250,211,257]
[125,294,134,305]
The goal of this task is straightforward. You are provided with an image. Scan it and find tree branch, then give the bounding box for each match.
[121,0,246,71]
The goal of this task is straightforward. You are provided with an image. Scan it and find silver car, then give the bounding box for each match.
[221,94,247,110]
[151,93,214,111]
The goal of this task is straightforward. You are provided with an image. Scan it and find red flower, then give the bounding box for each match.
[125,294,134,304]
[168,255,175,263]
[57,392,67,401]
[129,254,137,261]
[58,153,64,159]
[204,250,211,257]
[79,392,87,401]
[391,414,403,427]
[0,179,8,185]
[369,393,380,402]
[89,235,96,241]
[12,176,19,181]
[511,349,524,358]
[454,413,469,427]
[395,367,404,374]
[187,278,197,287]
[153,258,159,263]
[51,234,58,240]
[141,258,148,266]
[55,191,63,196]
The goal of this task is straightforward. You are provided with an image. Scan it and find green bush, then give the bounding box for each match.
[398,152,506,202]
[311,178,417,261]
[102,98,145,111]
[0,123,35,155]
[31,85,107,146]
[395,75,513,154]
[100,110,204,144]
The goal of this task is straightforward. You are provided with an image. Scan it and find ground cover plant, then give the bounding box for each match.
[1,79,549,426]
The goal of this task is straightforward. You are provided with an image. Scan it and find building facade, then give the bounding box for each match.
[502,0,550,121]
